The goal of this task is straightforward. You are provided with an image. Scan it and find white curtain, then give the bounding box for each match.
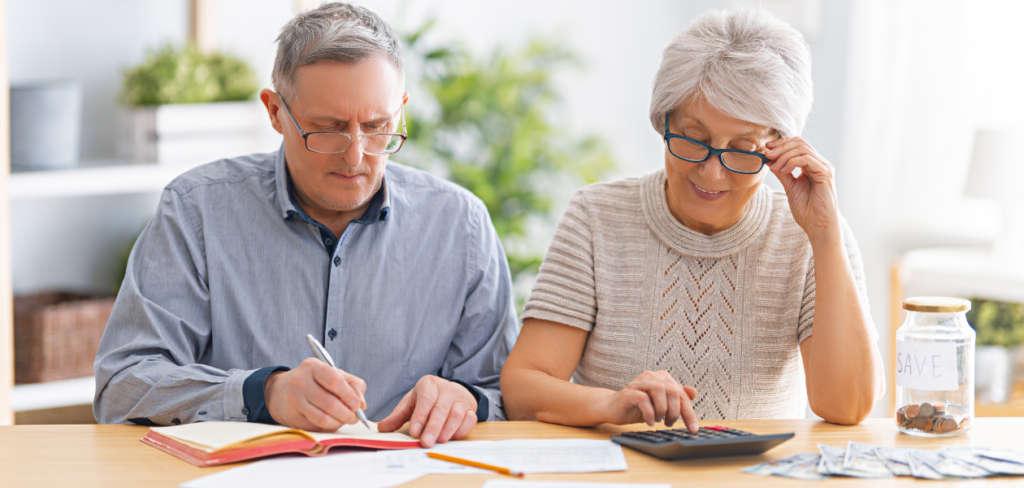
[839,0,1023,417]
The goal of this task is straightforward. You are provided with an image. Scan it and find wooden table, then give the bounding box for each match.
[2,418,1023,487]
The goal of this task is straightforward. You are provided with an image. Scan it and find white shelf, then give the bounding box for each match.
[9,163,200,200]
[11,376,95,412]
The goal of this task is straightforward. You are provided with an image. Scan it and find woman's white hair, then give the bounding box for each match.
[649,8,812,138]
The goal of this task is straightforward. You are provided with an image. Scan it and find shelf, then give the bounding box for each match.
[9,162,201,200]
[11,377,95,412]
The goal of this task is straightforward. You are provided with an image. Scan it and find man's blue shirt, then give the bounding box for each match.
[94,145,518,425]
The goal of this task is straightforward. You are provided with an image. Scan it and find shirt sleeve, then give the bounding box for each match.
[441,200,519,422]
[93,187,278,425]
[797,215,878,343]
[520,190,597,331]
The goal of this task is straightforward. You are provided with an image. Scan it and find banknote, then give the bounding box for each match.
[874,446,913,476]
[775,453,830,481]
[841,441,894,478]
[816,444,847,475]
[906,450,948,480]
[942,448,1024,475]
[911,449,991,479]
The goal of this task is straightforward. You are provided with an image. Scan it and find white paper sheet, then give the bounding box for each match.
[181,452,421,488]
[482,482,670,488]
[377,439,628,474]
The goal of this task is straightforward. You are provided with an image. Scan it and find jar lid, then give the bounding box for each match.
[903,296,971,313]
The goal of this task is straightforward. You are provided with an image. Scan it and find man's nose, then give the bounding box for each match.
[342,135,363,166]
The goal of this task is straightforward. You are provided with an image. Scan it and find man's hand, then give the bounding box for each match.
[598,370,699,432]
[264,358,367,432]
[377,376,478,448]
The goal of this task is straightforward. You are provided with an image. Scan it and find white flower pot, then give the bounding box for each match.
[116,101,281,167]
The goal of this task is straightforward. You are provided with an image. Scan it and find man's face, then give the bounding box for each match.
[265,56,407,218]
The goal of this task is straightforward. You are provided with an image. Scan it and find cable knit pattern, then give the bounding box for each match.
[522,169,873,420]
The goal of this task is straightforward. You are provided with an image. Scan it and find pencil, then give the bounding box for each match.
[427,452,525,478]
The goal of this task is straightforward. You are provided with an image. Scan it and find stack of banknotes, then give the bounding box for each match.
[742,442,1024,481]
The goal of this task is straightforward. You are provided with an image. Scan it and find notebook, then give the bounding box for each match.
[141,420,421,467]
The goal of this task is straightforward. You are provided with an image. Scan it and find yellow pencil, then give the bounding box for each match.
[427,451,525,478]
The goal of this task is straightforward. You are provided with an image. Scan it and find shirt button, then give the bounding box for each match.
[172,418,181,425]
[325,238,334,246]
[334,256,341,266]
[242,407,249,416]
[328,329,338,340]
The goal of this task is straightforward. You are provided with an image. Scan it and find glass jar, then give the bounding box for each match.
[895,297,975,437]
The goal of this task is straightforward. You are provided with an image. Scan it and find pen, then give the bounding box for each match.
[304,333,372,431]
[427,452,525,478]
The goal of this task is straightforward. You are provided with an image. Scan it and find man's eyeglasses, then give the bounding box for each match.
[663,111,774,175]
[278,94,408,156]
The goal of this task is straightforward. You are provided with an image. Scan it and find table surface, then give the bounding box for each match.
[2,418,1023,487]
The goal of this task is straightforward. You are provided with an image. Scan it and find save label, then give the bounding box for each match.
[895,340,959,391]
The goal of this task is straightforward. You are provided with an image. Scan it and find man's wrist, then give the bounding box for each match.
[448,379,488,422]
[243,366,290,424]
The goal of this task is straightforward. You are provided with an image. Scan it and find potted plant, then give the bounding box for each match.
[116,44,280,166]
[967,298,1024,403]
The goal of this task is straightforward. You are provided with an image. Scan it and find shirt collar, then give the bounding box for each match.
[274,144,391,223]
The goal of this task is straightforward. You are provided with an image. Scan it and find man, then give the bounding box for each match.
[94,3,518,448]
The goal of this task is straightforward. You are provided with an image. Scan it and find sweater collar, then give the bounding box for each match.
[640,169,772,258]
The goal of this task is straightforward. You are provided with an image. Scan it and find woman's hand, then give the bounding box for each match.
[597,370,699,432]
[766,137,840,245]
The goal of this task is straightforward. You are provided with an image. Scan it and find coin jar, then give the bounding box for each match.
[895,297,975,437]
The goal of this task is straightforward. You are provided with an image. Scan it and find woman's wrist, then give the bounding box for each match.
[806,223,843,252]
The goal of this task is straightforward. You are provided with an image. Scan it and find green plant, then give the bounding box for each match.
[401,22,616,288]
[967,298,1024,348]
[120,44,258,106]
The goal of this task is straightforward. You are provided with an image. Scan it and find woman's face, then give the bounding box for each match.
[663,97,776,235]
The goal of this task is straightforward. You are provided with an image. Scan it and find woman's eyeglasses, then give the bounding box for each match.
[663,111,774,175]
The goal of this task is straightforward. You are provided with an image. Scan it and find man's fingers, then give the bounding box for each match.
[453,411,477,440]
[436,403,468,444]
[306,382,357,426]
[309,361,363,412]
[409,379,440,438]
[378,390,416,433]
[296,397,343,432]
[418,392,453,448]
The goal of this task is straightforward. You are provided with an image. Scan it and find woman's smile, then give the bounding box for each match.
[689,179,728,201]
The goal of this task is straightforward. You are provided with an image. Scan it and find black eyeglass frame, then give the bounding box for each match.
[663,111,776,175]
[278,93,408,156]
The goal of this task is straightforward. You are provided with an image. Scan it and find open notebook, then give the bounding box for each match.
[142,420,420,467]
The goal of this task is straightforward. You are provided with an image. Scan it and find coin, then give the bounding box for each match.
[910,418,929,431]
[905,404,921,418]
[932,401,946,411]
[920,403,936,417]
[959,417,971,431]
[937,417,957,433]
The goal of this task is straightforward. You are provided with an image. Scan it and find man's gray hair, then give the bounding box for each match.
[273,2,404,101]
[649,8,812,138]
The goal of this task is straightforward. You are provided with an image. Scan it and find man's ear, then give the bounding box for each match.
[402,91,410,105]
[260,89,284,135]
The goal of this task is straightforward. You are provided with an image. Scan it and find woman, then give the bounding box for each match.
[500,8,884,430]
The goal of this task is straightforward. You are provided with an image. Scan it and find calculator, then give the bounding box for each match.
[610,425,794,460]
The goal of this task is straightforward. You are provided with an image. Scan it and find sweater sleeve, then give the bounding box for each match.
[797,215,877,343]
[521,190,598,331]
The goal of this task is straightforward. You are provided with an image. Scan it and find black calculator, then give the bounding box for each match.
[610,425,794,460]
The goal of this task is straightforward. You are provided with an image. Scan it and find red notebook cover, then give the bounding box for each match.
[140,422,421,467]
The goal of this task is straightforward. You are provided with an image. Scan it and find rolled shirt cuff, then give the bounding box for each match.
[242,366,291,424]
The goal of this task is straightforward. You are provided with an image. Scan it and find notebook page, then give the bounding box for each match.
[150,421,309,450]
[307,421,417,443]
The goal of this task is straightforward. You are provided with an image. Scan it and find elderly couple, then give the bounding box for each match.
[94,3,884,447]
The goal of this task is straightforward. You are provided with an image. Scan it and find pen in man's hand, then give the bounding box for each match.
[305,333,372,430]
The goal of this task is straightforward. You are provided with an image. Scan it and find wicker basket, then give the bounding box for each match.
[14,292,115,384]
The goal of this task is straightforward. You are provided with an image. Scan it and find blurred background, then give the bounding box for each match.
[1,0,1023,424]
